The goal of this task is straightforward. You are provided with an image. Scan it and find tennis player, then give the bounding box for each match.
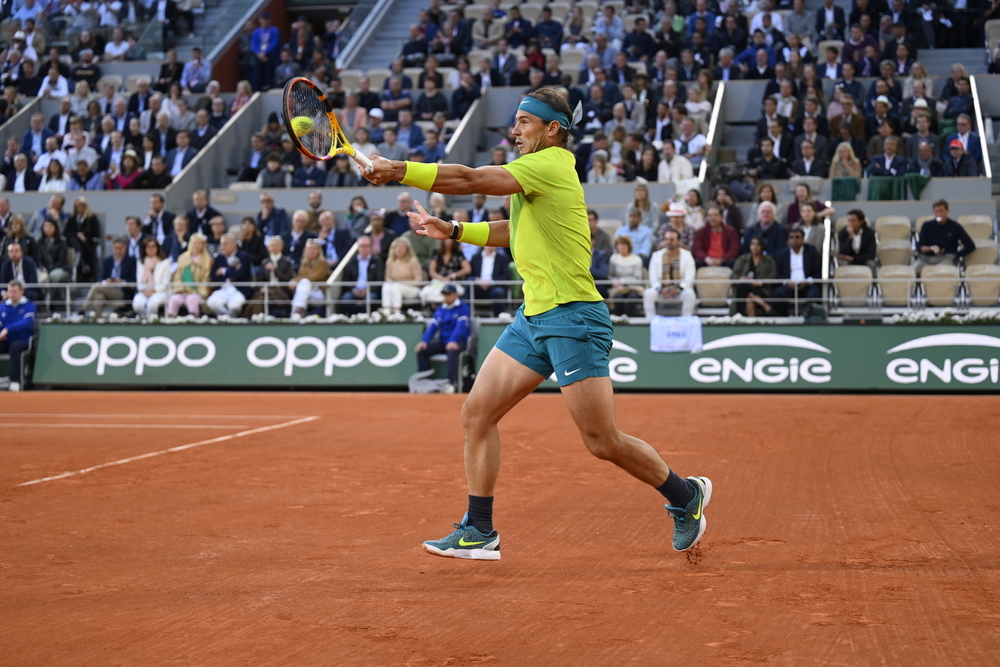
[364,88,711,560]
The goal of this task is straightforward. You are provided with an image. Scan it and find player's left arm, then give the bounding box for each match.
[365,157,524,197]
[408,201,510,247]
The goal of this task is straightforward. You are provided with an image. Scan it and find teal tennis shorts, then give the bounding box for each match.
[496,301,613,386]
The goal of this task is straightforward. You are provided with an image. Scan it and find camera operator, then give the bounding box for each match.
[729,137,789,202]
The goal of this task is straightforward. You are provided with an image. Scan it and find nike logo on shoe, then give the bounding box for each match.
[564,368,581,376]
[692,494,704,521]
[458,537,487,546]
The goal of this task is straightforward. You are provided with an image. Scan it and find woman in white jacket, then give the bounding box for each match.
[133,237,172,319]
[643,227,697,317]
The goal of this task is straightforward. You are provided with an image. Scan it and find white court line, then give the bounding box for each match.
[1,423,246,429]
[17,416,320,487]
[10,413,312,419]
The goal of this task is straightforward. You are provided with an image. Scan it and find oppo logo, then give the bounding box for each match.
[689,333,832,384]
[886,334,1000,385]
[246,335,407,377]
[61,335,216,376]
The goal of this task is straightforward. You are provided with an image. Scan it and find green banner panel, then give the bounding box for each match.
[478,324,1000,391]
[34,323,425,387]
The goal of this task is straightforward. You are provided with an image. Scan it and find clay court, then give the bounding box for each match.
[2,392,998,666]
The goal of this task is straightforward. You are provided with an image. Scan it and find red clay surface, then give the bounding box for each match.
[1,392,999,666]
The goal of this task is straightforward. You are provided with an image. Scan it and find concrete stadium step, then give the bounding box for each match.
[917,48,987,75]
[351,0,433,71]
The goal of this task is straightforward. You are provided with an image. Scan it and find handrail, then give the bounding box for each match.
[698,80,725,184]
[969,75,993,180]
[336,0,394,70]
[206,0,271,63]
[445,97,481,156]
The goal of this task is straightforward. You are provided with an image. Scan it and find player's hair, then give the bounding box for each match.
[933,199,949,210]
[524,87,572,147]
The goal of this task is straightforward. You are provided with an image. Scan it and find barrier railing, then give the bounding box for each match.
[14,273,1000,321]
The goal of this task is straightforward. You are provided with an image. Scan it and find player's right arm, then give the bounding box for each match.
[365,156,523,197]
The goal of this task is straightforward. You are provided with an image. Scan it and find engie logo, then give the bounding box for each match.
[61,335,216,376]
[247,335,407,376]
[689,333,832,384]
[886,333,1000,385]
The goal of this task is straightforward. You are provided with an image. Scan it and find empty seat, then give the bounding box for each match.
[403,67,423,84]
[576,1,599,18]
[437,66,456,88]
[964,241,999,266]
[914,215,935,231]
[465,4,490,20]
[337,68,363,91]
[560,48,585,70]
[124,73,147,93]
[834,216,849,234]
[966,264,1000,307]
[599,218,623,239]
[695,267,731,307]
[874,216,912,242]
[834,265,872,307]
[547,2,571,19]
[96,74,123,92]
[518,4,543,21]
[957,214,994,240]
[922,264,960,307]
[365,68,391,90]
[878,265,916,307]
[876,239,912,266]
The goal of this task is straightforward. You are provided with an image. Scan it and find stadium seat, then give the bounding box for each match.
[228,182,258,190]
[465,4,489,20]
[403,67,423,84]
[437,67,456,87]
[922,264,960,307]
[876,240,913,266]
[631,61,648,77]
[964,241,999,266]
[576,1,599,18]
[124,74,145,93]
[957,214,994,240]
[986,20,1000,53]
[816,40,845,63]
[915,214,935,230]
[97,74,123,93]
[365,68,391,91]
[834,265,872,307]
[519,4,543,21]
[599,219,622,240]
[560,49,585,70]
[547,2,571,20]
[965,265,1000,307]
[467,48,495,65]
[695,267,730,307]
[601,1,625,16]
[834,216,849,234]
[874,216,912,242]
[338,68,363,92]
[878,265,916,307]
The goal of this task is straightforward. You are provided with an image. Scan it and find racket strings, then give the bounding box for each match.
[287,82,337,158]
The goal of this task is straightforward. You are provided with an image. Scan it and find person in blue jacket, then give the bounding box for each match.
[0,280,36,392]
[206,234,252,317]
[416,282,471,390]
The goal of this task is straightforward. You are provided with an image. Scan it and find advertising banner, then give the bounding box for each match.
[478,324,1000,391]
[33,324,425,388]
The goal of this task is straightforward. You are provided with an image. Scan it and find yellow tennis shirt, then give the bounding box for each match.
[502,146,603,316]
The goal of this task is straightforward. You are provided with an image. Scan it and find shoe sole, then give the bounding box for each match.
[677,476,713,552]
[422,543,501,560]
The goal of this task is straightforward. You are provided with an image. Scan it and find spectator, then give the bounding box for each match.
[415,78,449,121]
[133,237,172,319]
[164,215,190,264]
[380,76,412,124]
[535,6,562,51]
[914,199,975,276]
[5,154,38,193]
[945,114,982,168]
[673,118,706,170]
[242,236,294,316]
[287,239,331,319]
[171,99,196,133]
[790,202,823,253]
[614,208,653,260]
[16,59,41,97]
[67,133,99,173]
[250,12,281,91]
[770,228,821,316]
[730,236,776,317]
[238,216,267,270]
[72,50,101,91]
[377,127,409,163]
[643,228,696,317]
[237,132,267,182]
[942,139,977,177]
[656,141,693,185]
[693,206,739,269]
[742,201,787,255]
[38,157,71,192]
[107,150,143,189]
[868,136,906,177]
[338,235,384,314]
[909,140,944,177]
[138,194,173,247]
[836,208,877,272]
[165,130,196,177]
[416,282,470,391]
[420,238,470,304]
[626,183,659,230]
[281,209,317,269]
[255,192,288,240]
[155,49,183,93]
[206,234,252,317]
[587,149,619,183]
[381,237,425,314]
[0,279,35,391]
[186,110,217,151]
[842,24,877,64]
[472,7,503,50]
[255,152,291,188]
[657,202,696,252]
[605,235,644,316]
[208,96,230,130]
[66,198,100,279]
[180,47,212,93]
[125,34,147,62]
[785,183,834,229]
[80,236,136,317]
[166,232,212,317]
[1,239,40,304]
[367,210,397,263]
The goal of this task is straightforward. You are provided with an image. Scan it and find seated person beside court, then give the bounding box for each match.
[415,283,471,393]
[0,279,36,392]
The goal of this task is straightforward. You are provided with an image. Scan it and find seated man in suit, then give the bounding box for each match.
[945,114,982,168]
[942,139,979,177]
[189,110,218,151]
[0,279,36,392]
[908,140,944,177]
[868,136,906,177]
[835,209,877,273]
[415,282,471,392]
[772,227,821,316]
[165,130,197,177]
[469,245,510,316]
[338,235,385,314]
[0,243,41,302]
[206,234,253,317]
[280,210,318,270]
[790,139,827,178]
[80,237,137,317]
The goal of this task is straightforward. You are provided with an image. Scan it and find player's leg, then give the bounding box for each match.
[422,346,545,561]
[560,375,712,552]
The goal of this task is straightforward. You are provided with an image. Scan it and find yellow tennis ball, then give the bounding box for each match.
[290,116,314,136]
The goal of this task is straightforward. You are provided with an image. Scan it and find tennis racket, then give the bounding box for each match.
[281,77,374,174]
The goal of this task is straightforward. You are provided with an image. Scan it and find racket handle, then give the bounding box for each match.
[353,151,374,174]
